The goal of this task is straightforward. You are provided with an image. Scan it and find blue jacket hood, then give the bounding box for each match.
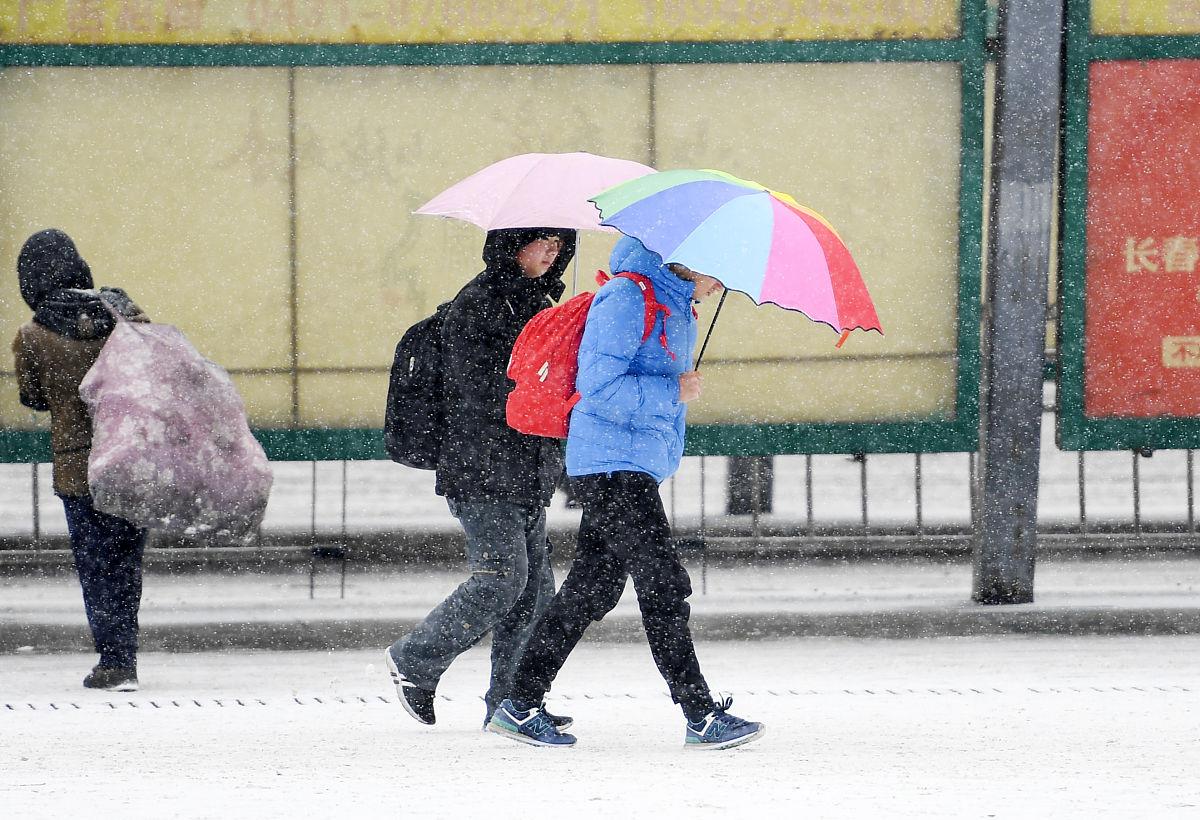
[608,236,695,307]
[609,235,662,278]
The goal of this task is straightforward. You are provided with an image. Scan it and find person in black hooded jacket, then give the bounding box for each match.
[11,229,149,692]
[385,226,577,729]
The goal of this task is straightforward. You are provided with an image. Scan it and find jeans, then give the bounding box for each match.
[511,471,713,721]
[389,499,554,713]
[60,495,148,669]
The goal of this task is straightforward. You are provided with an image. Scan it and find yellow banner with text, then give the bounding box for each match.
[1092,0,1200,35]
[0,0,960,45]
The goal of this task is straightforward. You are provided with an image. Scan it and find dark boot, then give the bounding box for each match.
[83,664,138,692]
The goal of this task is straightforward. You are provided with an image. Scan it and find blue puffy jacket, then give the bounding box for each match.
[566,236,698,483]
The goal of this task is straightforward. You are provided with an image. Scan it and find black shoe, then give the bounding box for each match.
[540,702,574,731]
[384,649,436,725]
[83,665,138,692]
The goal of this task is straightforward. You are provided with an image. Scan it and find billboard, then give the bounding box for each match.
[1093,0,1200,35]
[0,62,965,435]
[0,0,960,45]
[1083,60,1200,419]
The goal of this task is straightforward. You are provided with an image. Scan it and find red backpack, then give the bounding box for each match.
[506,270,674,438]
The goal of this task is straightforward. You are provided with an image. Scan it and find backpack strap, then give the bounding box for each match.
[612,272,676,361]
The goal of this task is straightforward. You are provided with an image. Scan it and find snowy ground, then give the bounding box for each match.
[3,636,1198,819]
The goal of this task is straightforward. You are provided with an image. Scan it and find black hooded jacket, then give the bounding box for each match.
[17,228,140,341]
[19,229,93,310]
[435,227,577,506]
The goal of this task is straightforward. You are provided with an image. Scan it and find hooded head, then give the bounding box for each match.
[18,229,93,311]
[481,227,577,300]
[609,235,670,279]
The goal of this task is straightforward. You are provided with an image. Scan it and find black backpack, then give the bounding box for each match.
[384,301,453,469]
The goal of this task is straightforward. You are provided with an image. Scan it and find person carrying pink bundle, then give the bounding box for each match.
[11,229,149,692]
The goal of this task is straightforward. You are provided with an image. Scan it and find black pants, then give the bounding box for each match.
[512,471,713,721]
[60,495,147,669]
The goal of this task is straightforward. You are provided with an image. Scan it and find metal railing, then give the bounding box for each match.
[5,406,1200,566]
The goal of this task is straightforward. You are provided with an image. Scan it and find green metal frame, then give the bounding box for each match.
[0,39,971,66]
[1058,0,1200,451]
[0,4,987,462]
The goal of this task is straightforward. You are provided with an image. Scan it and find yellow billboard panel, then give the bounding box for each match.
[299,371,388,428]
[230,373,293,426]
[0,68,294,372]
[0,67,294,428]
[690,356,957,424]
[1093,1,1200,35]
[1,61,965,431]
[0,0,960,45]
[656,62,962,422]
[293,64,649,371]
[0,377,47,430]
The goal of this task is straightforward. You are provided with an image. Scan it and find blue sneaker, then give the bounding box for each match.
[487,699,577,747]
[483,701,574,732]
[685,696,765,750]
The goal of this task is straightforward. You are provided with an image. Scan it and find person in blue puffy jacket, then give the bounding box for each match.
[488,236,766,750]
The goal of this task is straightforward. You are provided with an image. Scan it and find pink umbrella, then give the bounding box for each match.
[415,152,655,232]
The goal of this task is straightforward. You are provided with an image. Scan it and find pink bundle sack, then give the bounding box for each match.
[79,320,273,544]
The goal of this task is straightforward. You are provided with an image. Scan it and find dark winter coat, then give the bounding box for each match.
[11,229,148,496]
[435,227,578,507]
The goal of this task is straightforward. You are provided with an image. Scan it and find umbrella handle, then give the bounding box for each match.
[694,290,727,371]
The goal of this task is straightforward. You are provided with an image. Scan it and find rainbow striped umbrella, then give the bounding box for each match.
[591,169,882,345]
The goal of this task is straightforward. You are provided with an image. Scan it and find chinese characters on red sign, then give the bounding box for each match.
[1163,337,1200,368]
[1084,60,1200,416]
[1124,236,1200,276]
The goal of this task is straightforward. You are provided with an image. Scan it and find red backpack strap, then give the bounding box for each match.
[613,272,676,361]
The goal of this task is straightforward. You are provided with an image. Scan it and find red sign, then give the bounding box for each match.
[1085,59,1200,418]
